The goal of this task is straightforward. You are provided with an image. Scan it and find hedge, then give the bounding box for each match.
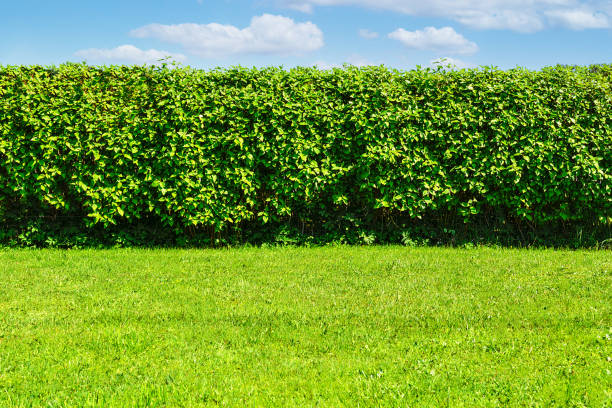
[0,63,610,247]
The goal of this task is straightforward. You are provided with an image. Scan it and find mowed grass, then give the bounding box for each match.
[0,247,610,407]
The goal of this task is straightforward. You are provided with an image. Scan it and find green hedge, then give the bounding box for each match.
[0,63,610,247]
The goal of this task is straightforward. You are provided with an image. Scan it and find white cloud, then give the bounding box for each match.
[280,0,612,32]
[452,9,546,32]
[345,54,376,66]
[284,1,315,12]
[389,26,478,55]
[130,14,324,57]
[359,28,379,38]
[314,60,342,69]
[545,8,610,29]
[74,45,186,64]
[430,56,475,69]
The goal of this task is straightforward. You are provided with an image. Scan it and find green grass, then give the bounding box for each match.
[0,247,610,407]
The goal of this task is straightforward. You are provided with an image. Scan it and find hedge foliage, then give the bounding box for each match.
[0,63,610,247]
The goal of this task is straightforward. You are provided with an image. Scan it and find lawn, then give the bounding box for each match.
[0,247,610,407]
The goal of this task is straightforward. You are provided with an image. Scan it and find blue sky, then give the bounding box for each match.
[1,0,611,70]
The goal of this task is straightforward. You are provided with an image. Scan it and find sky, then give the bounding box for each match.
[1,0,611,70]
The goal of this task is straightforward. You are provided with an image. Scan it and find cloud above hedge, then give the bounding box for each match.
[280,0,611,32]
[545,8,609,29]
[75,45,186,64]
[389,27,478,55]
[130,14,324,57]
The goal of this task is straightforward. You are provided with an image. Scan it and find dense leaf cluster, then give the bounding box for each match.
[0,63,610,247]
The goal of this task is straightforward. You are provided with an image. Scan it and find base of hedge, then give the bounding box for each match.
[2,214,609,249]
